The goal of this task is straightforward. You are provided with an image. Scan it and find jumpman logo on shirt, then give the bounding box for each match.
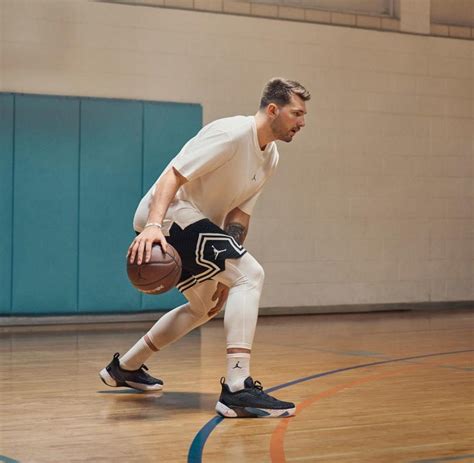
[233,361,242,369]
[252,174,257,181]
[212,245,227,260]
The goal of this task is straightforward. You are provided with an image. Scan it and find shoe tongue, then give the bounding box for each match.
[243,376,254,388]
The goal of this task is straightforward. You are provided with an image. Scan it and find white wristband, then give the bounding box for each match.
[144,222,162,229]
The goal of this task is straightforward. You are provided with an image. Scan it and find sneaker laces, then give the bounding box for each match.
[132,364,162,385]
[252,379,279,402]
[253,380,264,391]
[138,364,154,378]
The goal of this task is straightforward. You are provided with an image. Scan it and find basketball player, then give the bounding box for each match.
[100,78,310,418]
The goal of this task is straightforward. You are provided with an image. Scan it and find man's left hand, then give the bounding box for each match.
[208,282,229,317]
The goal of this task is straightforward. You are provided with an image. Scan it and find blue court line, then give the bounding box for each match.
[410,454,474,463]
[187,349,474,463]
[0,456,20,463]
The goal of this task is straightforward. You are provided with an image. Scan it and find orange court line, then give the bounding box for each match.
[269,355,472,463]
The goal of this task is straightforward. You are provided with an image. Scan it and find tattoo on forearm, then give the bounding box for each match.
[225,222,247,245]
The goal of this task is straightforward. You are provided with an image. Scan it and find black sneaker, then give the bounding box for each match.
[216,376,295,418]
[99,353,163,391]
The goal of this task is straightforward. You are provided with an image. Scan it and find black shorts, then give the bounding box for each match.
[137,219,247,293]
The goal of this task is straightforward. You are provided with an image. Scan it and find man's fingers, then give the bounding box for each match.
[128,230,168,265]
[145,240,153,263]
[212,286,225,302]
[208,284,230,317]
[207,302,221,317]
[209,294,221,315]
[128,240,139,264]
[137,240,146,265]
[128,239,138,257]
[128,227,166,264]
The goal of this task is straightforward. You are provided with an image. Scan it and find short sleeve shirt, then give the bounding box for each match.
[133,115,279,234]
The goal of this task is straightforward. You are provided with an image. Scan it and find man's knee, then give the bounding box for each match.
[220,253,264,291]
[245,254,264,289]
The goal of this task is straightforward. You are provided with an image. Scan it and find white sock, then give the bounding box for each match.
[119,334,158,371]
[226,353,250,392]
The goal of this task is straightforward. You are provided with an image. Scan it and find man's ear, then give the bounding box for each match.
[266,103,279,119]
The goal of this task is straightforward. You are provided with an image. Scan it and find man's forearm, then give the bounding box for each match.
[225,222,247,245]
[148,168,187,225]
[224,207,250,245]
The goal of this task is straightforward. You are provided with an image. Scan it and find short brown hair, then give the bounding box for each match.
[259,77,310,109]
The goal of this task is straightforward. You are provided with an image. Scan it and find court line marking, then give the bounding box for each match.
[187,349,473,463]
[269,354,472,462]
[410,455,474,463]
[0,456,20,463]
[270,364,421,463]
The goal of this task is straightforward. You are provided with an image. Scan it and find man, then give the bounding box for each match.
[100,78,310,418]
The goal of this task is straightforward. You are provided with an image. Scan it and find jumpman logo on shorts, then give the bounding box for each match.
[233,361,242,369]
[212,245,227,260]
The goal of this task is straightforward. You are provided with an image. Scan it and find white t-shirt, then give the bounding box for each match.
[133,115,279,235]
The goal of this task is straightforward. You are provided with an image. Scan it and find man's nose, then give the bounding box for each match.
[299,117,306,128]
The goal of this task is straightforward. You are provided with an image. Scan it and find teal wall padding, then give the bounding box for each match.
[0,95,14,315]
[13,95,80,314]
[141,102,202,310]
[0,93,201,315]
[78,99,143,312]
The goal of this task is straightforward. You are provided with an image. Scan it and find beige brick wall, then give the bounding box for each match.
[1,0,472,307]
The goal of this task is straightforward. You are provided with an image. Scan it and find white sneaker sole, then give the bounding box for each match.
[99,368,117,387]
[216,401,295,418]
[99,368,163,391]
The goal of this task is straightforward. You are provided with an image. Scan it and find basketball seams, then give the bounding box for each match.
[133,265,177,285]
[139,266,182,294]
[127,244,182,294]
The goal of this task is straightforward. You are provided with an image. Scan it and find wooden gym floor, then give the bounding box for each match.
[0,308,473,463]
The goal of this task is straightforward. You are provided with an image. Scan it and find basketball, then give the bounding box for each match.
[127,244,182,294]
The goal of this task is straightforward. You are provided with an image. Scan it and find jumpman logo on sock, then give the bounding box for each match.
[212,245,227,260]
[233,361,242,369]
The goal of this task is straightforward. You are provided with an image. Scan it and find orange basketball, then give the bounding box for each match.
[127,244,182,295]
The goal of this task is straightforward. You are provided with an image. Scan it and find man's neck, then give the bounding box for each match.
[254,112,275,151]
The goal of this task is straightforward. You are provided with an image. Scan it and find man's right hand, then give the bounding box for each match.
[127,226,168,265]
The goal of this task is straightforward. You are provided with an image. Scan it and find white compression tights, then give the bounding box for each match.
[119,252,265,370]
[150,252,264,350]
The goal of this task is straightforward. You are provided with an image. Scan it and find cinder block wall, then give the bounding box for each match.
[1,0,472,308]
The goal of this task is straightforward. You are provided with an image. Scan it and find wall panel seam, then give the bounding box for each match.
[10,95,16,315]
[77,99,82,313]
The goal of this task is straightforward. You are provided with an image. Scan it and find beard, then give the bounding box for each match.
[271,117,296,143]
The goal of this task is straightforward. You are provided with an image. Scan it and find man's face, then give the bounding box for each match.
[270,94,307,143]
